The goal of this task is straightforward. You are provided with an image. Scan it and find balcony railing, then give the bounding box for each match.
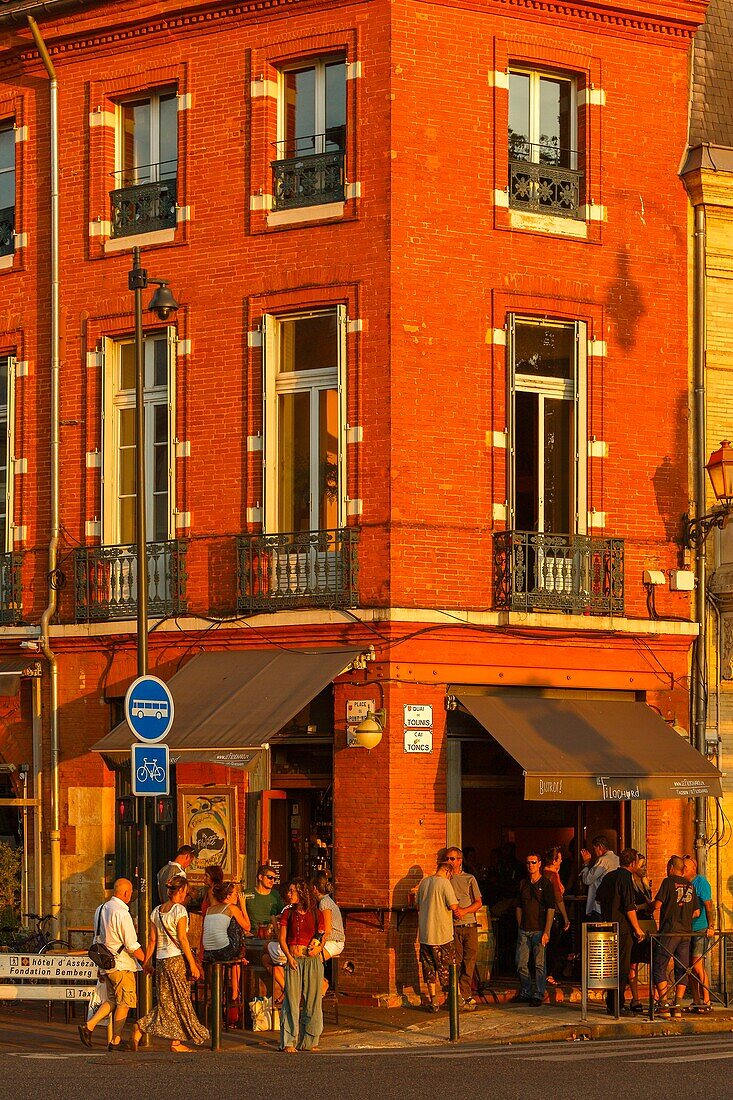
[110,173,177,238]
[0,206,14,257]
[0,552,22,625]
[508,144,583,219]
[237,528,358,611]
[493,531,624,616]
[271,135,346,211]
[73,540,188,623]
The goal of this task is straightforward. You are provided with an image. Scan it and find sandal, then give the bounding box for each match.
[696,1003,713,1013]
[171,1042,193,1053]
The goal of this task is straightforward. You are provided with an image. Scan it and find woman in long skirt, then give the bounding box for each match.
[278,878,325,1052]
[129,875,210,1053]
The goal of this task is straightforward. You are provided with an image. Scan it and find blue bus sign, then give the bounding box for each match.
[125,675,174,744]
[131,743,169,797]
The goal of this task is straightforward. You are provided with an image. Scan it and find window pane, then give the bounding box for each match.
[539,77,571,167]
[121,100,151,184]
[279,313,337,373]
[153,492,168,542]
[514,322,574,380]
[119,407,136,449]
[120,343,135,391]
[278,391,311,531]
[515,391,538,531]
[318,388,339,529]
[152,338,167,388]
[0,128,14,211]
[325,62,346,152]
[508,72,530,161]
[543,397,574,533]
[158,94,178,180]
[284,67,316,156]
[119,445,136,498]
[0,360,7,407]
[153,403,167,444]
[119,496,136,544]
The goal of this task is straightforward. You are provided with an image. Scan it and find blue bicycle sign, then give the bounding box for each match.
[131,743,169,797]
[125,675,174,744]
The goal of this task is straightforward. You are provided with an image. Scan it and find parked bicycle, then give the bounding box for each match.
[4,913,70,954]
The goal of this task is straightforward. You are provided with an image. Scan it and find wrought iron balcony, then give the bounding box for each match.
[508,148,583,219]
[110,174,177,238]
[271,135,346,210]
[493,531,624,616]
[73,540,188,623]
[0,206,14,257]
[0,552,22,625]
[237,528,358,612]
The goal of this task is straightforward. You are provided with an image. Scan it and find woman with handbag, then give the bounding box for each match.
[128,875,209,1052]
[278,878,326,1053]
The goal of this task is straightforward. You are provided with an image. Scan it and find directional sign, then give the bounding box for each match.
[0,984,96,1001]
[125,674,174,743]
[131,742,170,797]
[0,955,98,980]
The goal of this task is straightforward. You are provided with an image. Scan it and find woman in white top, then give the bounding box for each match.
[202,880,250,1020]
[311,873,345,997]
[129,876,209,1053]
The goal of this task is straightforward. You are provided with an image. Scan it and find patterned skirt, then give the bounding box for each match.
[137,956,210,1045]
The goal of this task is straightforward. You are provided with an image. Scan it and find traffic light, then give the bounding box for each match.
[116,795,135,826]
[153,795,174,826]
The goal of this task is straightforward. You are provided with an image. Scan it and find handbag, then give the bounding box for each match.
[156,905,194,981]
[87,903,123,971]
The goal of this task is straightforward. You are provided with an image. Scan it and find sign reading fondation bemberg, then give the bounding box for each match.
[525,774,721,801]
[0,955,98,980]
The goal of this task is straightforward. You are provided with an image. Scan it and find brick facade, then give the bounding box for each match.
[0,0,710,1000]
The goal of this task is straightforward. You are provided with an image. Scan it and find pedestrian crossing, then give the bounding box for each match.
[328,1033,733,1062]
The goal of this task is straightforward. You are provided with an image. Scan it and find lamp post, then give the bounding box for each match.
[683,440,733,548]
[127,246,179,1032]
[683,440,733,876]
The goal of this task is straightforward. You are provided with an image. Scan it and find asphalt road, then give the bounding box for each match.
[1,1034,732,1100]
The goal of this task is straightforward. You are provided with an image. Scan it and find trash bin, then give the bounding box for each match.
[581,921,619,1020]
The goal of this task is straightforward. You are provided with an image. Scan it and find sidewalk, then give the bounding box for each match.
[2,994,733,1054]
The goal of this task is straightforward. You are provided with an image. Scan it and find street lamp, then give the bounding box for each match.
[683,441,733,548]
[127,245,179,1033]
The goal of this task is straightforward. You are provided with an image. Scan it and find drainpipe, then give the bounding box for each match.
[692,200,708,877]
[27,15,61,929]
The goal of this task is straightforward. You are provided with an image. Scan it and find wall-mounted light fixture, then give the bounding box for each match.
[684,440,733,547]
[352,708,386,749]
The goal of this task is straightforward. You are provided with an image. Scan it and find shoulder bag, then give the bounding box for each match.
[88,903,123,971]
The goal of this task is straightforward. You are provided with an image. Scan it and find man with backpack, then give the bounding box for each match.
[78,878,145,1050]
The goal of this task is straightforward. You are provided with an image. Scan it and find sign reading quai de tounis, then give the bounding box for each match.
[524,774,721,802]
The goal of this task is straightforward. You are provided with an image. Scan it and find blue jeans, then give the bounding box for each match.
[516,930,546,999]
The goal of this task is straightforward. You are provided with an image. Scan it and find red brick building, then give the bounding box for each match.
[0,0,719,1000]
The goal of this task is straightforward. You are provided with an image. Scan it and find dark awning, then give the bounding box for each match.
[0,657,43,696]
[92,647,364,768]
[456,692,723,801]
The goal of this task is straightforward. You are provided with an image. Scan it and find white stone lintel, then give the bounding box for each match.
[250,79,279,99]
[488,71,509,89]
[578,88,606,107]
[346,62,362,80]
[88,111,115,129]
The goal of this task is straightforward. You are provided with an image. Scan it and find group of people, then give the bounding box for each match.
[514,835,715,1016]
[416,846,483,1012]
[78,845,346,1055]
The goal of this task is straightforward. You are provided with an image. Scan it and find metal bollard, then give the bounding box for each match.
[210,963,221,1052]
[448,963,460,1042]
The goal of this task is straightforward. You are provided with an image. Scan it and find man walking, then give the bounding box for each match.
[157,844,195,902]
[78,878,145,1050]
[683,854,714,1012]
[596,848,647,1015]
[446,846,483,1010]
[579,835,620,917]
[652,855,699,1018]
[417,856,460,1012]
[515,853,555,1006]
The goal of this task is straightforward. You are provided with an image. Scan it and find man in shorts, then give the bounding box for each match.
[652,855,699,1018]
[684,855,715,1012]
[417,856,460,1011]
[78,878,145,1050]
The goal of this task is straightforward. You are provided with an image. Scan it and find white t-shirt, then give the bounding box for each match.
[319,895,345,942]
[153,903,187,959]
[93,896,141,973]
